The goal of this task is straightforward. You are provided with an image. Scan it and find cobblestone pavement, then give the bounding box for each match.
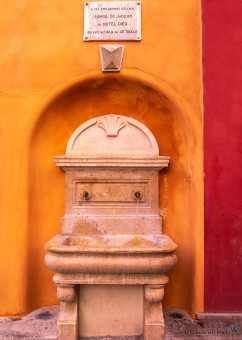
[0,306,241,339]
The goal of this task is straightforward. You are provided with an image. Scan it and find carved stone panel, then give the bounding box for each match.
[75,180,147,205]
[66,115,160,156]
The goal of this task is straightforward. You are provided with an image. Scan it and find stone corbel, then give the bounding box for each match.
[145,284,164,303]
[57,285,76,302]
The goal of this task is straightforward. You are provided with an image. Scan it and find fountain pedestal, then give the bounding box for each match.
[45,115,177,339]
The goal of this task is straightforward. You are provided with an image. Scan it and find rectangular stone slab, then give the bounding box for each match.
[83,1,141,41]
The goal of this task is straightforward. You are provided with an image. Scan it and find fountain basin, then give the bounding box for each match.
[45,234,177,274]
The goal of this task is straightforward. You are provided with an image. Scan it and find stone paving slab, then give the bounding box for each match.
[0,306,241,339]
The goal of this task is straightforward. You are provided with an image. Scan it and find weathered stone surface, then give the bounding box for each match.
[53,273,169,286]
[45,115,177,339]
[46,251,177,274]
[46,234,177,253]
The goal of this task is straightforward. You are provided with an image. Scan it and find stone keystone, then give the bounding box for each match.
[99,44,125,72]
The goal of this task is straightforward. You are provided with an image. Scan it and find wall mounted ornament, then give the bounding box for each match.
[98,114,126,136]
[99,45,125,72]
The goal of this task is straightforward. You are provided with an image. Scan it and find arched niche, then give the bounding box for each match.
[26,70,203,317]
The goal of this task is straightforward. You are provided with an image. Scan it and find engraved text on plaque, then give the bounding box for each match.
[84,1,141,41]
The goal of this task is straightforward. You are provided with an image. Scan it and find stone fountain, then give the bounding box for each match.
[45,114,177,340]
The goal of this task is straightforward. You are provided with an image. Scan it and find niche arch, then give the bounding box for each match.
[27,70,203,316]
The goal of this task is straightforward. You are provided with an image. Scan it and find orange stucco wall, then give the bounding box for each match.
[0,0,203,317]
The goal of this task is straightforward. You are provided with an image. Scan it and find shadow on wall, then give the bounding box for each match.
[26,71,203,317]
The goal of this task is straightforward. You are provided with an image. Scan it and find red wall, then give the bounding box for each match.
[202,0,242,312]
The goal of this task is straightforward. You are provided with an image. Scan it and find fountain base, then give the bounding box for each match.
[45,234,177,339]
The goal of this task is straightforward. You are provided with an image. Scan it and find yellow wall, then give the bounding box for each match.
[0,0,203,317]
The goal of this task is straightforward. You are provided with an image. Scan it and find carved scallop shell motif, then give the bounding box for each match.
[98,114,126,137]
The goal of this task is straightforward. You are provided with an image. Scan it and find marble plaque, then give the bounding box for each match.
[84,1,141,41]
